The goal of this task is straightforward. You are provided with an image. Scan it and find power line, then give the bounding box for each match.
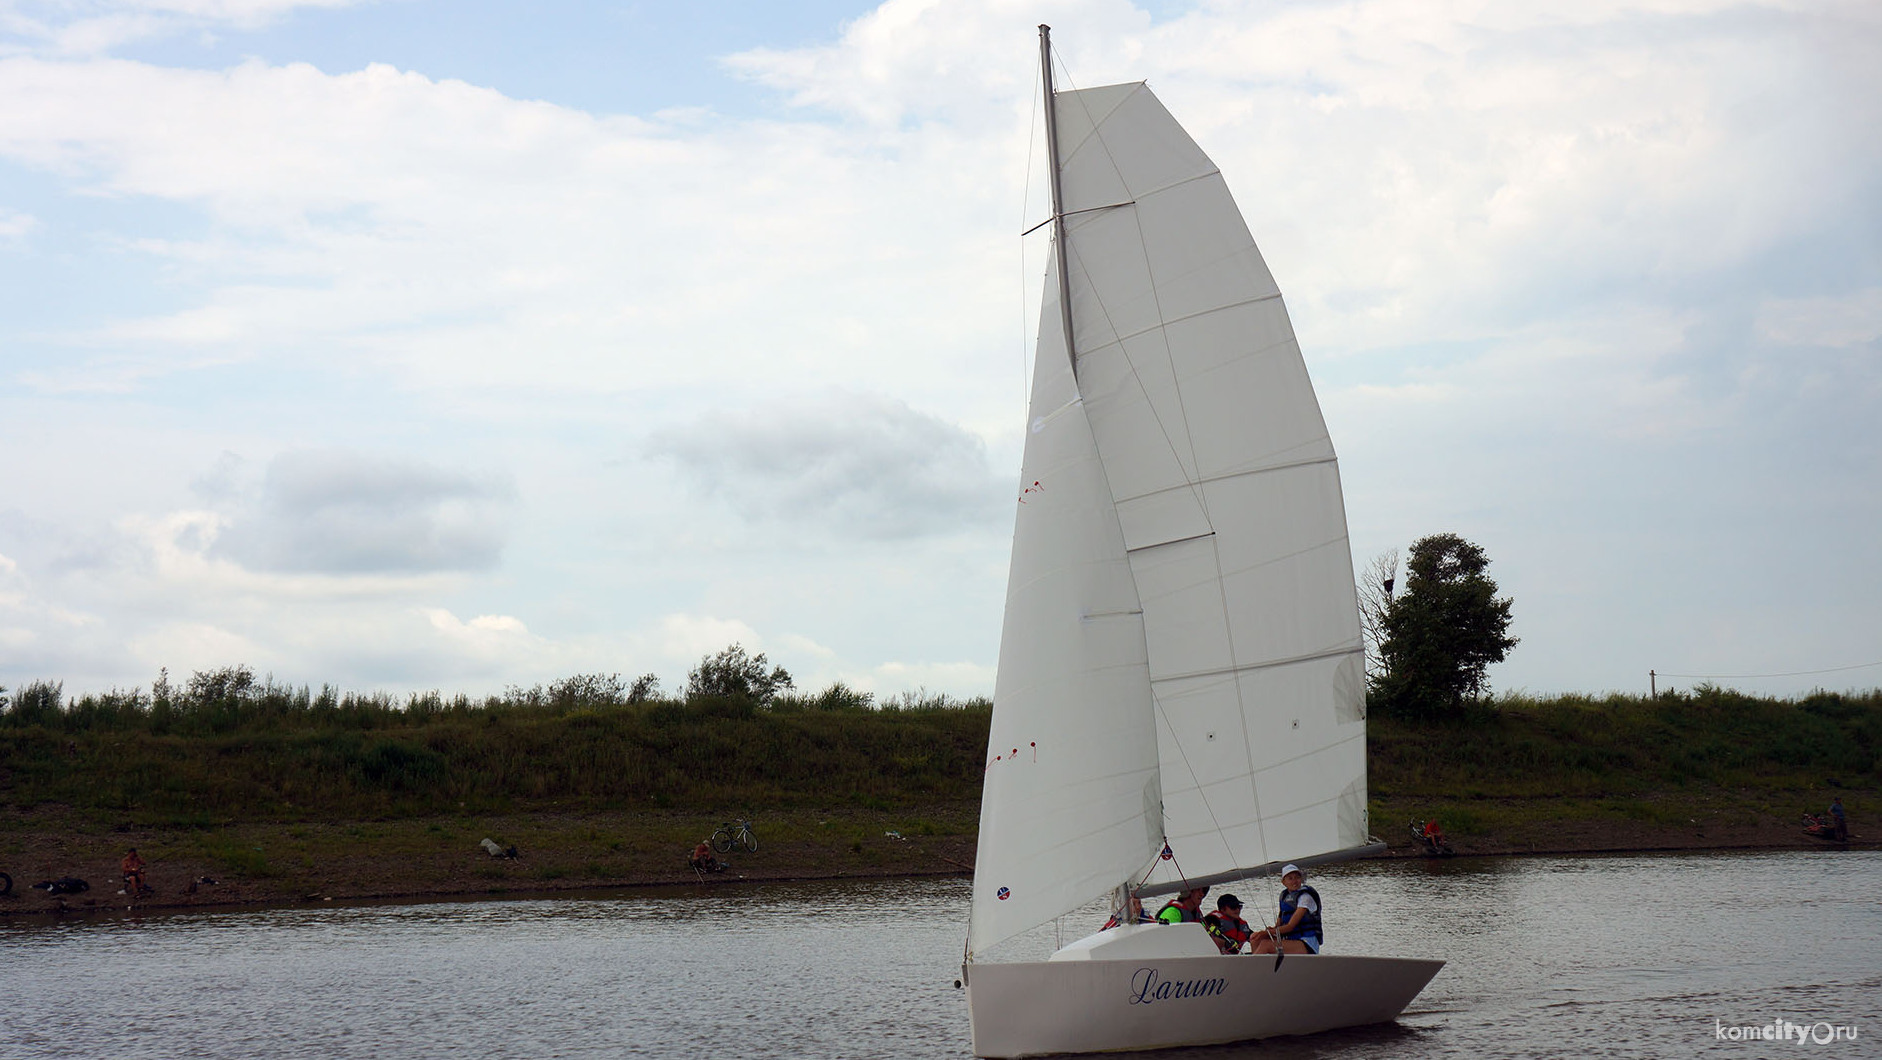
[1655,660,1882,679]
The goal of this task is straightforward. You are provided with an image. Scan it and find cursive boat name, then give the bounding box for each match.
[1128,967,1227,1005]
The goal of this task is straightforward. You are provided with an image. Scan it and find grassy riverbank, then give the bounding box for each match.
[1,678,1875,914]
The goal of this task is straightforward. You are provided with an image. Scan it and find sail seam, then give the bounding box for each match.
[1084,95,1260,879]
[1053,80,1145,163]
[1161,728,1366,794]
[1152,686,1239,878]
[1149,645,1364,685]
[1075,292,1285,358]
[1117,455,1338,506]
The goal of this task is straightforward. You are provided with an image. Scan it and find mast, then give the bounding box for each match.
[1038,24,1078,380]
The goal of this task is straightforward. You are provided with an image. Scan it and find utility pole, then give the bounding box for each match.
[1649,669,1656,697]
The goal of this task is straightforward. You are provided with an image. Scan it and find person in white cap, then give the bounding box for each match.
[1249,864,1322,955]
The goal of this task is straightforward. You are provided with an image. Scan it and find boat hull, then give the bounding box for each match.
[963,952,1443,1058]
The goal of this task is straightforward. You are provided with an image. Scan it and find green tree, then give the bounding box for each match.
[687,644,794,705]
[1374,533,1517,718]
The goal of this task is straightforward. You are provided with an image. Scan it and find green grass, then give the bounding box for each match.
[3,673,1876,834]
[0,675,993,823]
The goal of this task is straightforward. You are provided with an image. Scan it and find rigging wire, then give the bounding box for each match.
[1656,659,1882,679]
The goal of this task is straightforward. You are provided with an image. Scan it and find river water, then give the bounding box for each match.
[2,851,1876,1058]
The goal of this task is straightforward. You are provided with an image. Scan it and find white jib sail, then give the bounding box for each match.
[1050,82,1371,891]
[966,247,1164,959]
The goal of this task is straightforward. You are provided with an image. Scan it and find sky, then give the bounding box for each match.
[1,0,1878,703]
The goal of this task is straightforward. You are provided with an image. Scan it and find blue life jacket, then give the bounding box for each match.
[1279,885,1323,942]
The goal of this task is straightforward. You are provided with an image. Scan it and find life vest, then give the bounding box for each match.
[1279,885,1323,941]
[1156,899,1199,924]
[1203,912,1251,953]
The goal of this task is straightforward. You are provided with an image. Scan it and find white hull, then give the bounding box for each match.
[964,952,1443,1058]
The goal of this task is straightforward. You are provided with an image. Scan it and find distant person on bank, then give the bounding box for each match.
[1250,865,1321,954]
[121,847,148,894]
[1831,797,1848,841]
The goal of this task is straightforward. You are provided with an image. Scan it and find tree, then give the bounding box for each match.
[686,644,794,705]
[1374,533,1517,718]
[1356,549,1399,684]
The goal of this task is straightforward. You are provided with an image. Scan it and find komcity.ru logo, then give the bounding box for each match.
[1715,1018,1859,1045]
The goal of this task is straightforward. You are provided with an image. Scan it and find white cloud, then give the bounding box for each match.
[1756,288,1882,348]
[1,0,365,56]
[648,391,1004,540]
[0,206,33,244]
[0,0,1878,700]
[210,450,516,574]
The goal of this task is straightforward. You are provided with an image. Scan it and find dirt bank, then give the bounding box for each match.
[2,794,1871,919]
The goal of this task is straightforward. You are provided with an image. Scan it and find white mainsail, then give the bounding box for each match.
[968,78,1369,956]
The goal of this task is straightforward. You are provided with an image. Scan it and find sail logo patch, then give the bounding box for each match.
[997,886,1011,900]
[1129,967,1227,1005]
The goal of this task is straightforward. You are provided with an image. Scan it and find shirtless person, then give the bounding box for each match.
[121,847,149,896]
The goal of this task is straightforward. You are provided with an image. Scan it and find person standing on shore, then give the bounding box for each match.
[1830,797,1848,841]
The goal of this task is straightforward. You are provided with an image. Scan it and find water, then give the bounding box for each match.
[2,851,1876,1058]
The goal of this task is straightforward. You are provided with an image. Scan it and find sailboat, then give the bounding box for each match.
[960,27,1443,1058]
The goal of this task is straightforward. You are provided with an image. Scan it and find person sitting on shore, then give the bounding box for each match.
[689,842,723,874]
[1156,887,1208,924]
[1250,865,1321,955]
[121,847,148,895]
[1202,894,1252,954]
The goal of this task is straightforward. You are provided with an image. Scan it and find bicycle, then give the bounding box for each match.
[710,819,758,855]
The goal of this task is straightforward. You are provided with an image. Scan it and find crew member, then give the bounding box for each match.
[1203,894,1252,954]
[1156,886,1208,924]
[1102,895,1155,930]
[1250,864,1321,954]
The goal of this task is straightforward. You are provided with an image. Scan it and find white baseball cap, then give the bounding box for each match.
[1280,863,1303,877]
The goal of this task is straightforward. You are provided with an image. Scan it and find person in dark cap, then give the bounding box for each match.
[1202,893,1252,954]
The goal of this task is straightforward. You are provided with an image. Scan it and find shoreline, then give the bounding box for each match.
[3,804,1871,921]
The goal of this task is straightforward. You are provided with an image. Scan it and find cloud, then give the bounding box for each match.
[0,0,1877,701]
[648,392,1005,540]
[0,207,33,245]
[2,0,364,56]
[1756,288,1882,349]
[210,450,516,574]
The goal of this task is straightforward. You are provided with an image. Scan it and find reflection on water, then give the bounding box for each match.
[2,852,1877,1058]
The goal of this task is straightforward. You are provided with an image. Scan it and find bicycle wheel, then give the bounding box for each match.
[738,829,758,854]
[710,829,734,855]
[0,871,11,897]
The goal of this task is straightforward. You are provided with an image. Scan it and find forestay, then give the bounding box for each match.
[1052,83,1370,893]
